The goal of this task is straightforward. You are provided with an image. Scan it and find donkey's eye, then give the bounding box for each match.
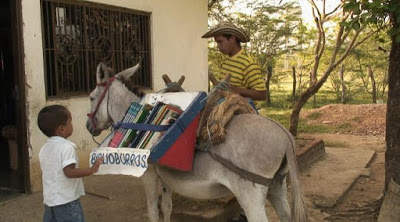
[89,97,94,101]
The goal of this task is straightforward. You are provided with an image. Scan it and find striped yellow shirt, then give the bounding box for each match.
[218,48,266,91]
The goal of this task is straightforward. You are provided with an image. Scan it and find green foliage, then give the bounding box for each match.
[207,0,391,134]
[343,0,400,42]
[207,0,302,78]
[324,29,390,103]
[208,45,225,78]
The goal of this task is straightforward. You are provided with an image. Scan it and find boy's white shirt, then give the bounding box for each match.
[39,136,85,207]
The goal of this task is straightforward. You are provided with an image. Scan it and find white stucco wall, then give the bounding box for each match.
[21,0,208,192]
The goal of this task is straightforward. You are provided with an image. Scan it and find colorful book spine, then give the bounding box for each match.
[129,102,162,148]
[139,103,183,150]
[142,112,180,150]
[108,102,142,147]
[108,101,183,149]
[118,104,152,147]
[136,105,169,149]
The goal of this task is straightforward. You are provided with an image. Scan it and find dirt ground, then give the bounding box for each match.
[300,103,386,136]
[172,103,387,221]
[0,104,387,222]
[299,104,386,221]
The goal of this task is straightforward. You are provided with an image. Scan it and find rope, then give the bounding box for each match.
[92,135,101,146]
[198,91,256,147]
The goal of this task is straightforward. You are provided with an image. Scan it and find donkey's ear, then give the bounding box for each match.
[96,62,115,84]
[116,63,140,83]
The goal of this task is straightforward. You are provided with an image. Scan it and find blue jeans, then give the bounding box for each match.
[247,99,258,114]
[43,199,85,222]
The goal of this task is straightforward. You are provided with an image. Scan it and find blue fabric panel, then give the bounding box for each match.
[113,122,171,132]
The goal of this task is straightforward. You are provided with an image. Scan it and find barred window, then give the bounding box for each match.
[41,0,152,98]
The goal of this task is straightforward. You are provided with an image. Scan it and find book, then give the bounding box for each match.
[139,103,183,150]
[142,113,180,150]
[108,102,142,147]
[118,103,153,147]
[128,102,163,148]
[136,105,169,149]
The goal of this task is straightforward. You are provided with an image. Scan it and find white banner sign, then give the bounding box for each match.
[89,147,150,177]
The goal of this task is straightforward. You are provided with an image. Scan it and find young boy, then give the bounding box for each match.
[37,105,103,222]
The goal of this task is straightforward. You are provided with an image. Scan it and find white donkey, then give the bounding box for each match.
[86,63,308,222]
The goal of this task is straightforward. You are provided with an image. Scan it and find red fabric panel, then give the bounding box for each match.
[157,115,199,171]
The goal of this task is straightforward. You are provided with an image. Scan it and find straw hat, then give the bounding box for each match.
[202,22,250,43]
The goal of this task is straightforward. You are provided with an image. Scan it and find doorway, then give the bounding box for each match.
[0,0,29,201]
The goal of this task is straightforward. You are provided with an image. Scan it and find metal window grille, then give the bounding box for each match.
[41,0,151,98]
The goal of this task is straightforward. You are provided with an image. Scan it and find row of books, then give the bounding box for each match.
[108,101,183,150]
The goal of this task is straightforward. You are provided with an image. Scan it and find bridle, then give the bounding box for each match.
[87,76,117,131]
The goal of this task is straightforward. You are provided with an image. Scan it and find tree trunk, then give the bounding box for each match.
[288,0,373,137]
[289,86,317,136]
[378,178,400,221]
[292,66,296,103]
[368,66,377,104]
[340,64,346,104]
[265,66,272,105]
[384,25,400,191]
[309,71,317,108]
[378,14,400,221]
[298,69,303,94]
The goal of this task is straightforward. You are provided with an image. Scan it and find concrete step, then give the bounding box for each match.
[300,147,375,208]
[296,135,326,171]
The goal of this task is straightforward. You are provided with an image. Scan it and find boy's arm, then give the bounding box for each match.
[63,157,103,178]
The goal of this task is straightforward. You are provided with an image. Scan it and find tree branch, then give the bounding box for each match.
[316,26,365,91]
[329,24,345,67]
[308,0,322,21]
[338,12,355,46]
[333,27,364,68]
[326,4,342,17]
[309,2,327,83]
[352,28,381,49]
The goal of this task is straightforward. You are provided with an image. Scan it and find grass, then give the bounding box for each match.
[323,140,349,148]
[306,112,321,120]
[259,107,334,134]
[336,123,352,130]
[260,89,379,110]
[298,122,333,134]
[256,88,382,134]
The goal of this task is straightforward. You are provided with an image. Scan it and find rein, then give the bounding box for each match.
[87,76,117,131]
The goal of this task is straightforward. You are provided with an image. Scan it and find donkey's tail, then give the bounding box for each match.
[286,134,308,222]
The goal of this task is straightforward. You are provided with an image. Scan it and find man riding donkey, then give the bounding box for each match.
[202,21,266,103]
[201,21,267,222]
